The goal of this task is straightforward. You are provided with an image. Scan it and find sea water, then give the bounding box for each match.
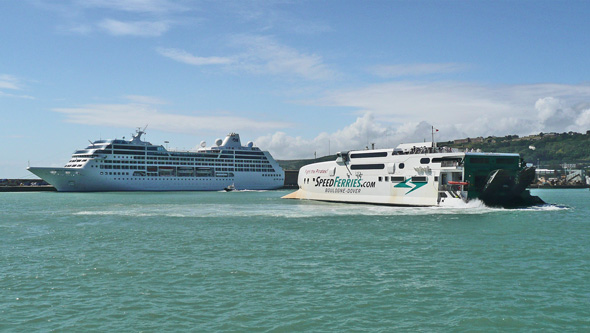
[0,189,588,331]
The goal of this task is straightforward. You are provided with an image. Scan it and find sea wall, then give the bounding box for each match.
[0,179,56,192]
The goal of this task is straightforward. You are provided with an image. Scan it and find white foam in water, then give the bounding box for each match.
[72,195,567,219]
[516,203,569,211]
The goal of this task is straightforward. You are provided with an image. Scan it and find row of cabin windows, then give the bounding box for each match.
[377,176,428,183]
[102,159,270,166]
[104,155,271,163]
[349,159,463,171]
[100,173,281,180]
[349,155,512,166]
[100,149,267,159]
[302,175,429,185]
[99,164,274,172]
[105,177,237,181]
[350,164,406,170]
[350,148,454,158]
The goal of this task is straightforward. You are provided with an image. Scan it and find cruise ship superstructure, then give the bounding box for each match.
[283,142,544,208]
[28,129,284,192]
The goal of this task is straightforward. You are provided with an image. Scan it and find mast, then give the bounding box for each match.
[431,126,438,148]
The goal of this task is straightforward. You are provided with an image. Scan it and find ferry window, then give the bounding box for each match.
[496,158,515,165]
[391,176,405,182]
[385,176,389,181]
[411,176,427,183]
[399,163,405,169]
[350,164,385,170]
[378,176,383,182]
[420,158,430,164]
[469,157,489,164]
[441,159,461,167]
[350,152,388,159]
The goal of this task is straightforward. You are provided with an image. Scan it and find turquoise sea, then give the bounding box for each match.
[1,189,588,332]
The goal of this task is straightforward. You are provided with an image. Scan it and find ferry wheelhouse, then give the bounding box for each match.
[28,129,284,192]
[283,142,543,208]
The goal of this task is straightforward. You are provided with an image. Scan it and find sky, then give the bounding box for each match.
[2,0,590,178]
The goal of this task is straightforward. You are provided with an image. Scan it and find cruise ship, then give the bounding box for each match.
[283,142,544,208]
[28,129,284,192]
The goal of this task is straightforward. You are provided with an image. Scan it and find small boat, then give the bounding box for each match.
[224,184,236,192]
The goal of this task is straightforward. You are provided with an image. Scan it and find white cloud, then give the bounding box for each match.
[257,114,462,160]
[316,82,590,135]
[53,102,291,133]
[0,74,35,99]
[535,97,562,123]
[157,36,338,80]
[369,63,468,78]
[257,113,391,159]
[125,95,168,105]
[0,74,22,90]
[231,35,338,80]
[575,108,590,129]
[258,82,590,159]
[77,0,187,13]
[98,19,169,36]
[535,97,590,133]
[157,48,233,65]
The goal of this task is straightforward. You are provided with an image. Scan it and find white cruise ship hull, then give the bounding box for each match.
[28,167,283,192]
[27,130,285,192]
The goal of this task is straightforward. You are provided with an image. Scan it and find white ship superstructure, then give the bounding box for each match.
[283,142,543,208]
[28,129,284,192]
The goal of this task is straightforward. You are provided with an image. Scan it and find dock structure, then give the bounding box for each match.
[0,179,56,192]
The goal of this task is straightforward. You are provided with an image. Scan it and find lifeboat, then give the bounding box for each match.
[448,181,469,186]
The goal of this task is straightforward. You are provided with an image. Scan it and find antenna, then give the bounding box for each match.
[431,126,438,147]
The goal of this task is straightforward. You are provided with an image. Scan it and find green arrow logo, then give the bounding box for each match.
[394,178,427,194]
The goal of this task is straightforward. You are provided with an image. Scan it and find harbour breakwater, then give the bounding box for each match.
[0,173,300,192]
[0,179,55,192]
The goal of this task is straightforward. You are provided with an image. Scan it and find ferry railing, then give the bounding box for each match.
[393,147,461,155]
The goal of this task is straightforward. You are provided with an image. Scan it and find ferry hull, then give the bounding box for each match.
[283,149,544,208]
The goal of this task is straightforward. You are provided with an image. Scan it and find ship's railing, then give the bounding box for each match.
[393,146,461,155]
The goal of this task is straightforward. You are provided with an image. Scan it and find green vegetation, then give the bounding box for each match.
[279,131,590,171]
[439,131,590,170]
[278,155,337,171]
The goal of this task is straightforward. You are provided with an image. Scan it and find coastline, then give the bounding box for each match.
[0,185,57,192]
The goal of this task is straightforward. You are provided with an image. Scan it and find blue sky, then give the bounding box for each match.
[2,0,590,178]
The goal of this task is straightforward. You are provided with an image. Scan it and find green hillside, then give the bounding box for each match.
[279,131,590,171]
[278,155,337,171]
[439,131,590,169]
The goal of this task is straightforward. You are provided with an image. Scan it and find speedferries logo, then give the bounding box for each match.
[315,176,376,194]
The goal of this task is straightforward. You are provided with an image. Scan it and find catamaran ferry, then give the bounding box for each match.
[28,128,284,192]
[283,142,544,208]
